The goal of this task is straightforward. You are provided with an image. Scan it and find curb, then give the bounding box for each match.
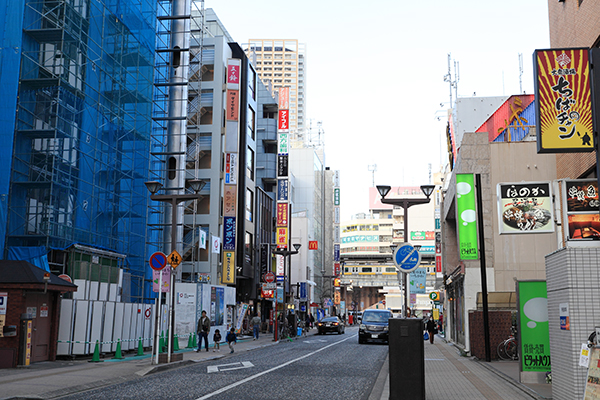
[477,361,549,400]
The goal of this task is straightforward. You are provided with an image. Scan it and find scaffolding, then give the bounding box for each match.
[6,0,156,302]
[149,0,212,282]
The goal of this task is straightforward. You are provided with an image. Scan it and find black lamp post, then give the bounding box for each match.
[376,184,435,318]
[145,179,206,363]
[272,243,301,338]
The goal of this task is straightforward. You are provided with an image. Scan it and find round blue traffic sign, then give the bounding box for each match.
[393,243,421,273]
[149,252,167,271]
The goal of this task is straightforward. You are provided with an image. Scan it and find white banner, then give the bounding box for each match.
[276,255,285,276]
[211,235,221,254]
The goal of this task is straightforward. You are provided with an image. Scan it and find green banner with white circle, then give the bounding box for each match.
[456,174,479,260]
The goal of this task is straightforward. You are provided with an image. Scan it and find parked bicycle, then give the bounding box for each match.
[497,326,518,360]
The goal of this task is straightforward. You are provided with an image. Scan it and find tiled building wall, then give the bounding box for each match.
[468,310,512,360]
[546,247,600,399]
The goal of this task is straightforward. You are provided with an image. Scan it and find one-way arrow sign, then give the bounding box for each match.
[207,361,254,373]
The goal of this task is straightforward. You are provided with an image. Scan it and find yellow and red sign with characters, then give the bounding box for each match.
[534,48,594,153]
[276,203,288,226]
[276,227,288,247]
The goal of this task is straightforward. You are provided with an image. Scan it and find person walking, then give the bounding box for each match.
[426,315,436,344]
[197,310,210,352]
[251,313,261,340]
[226,327,237,353]
[212,329,222,352]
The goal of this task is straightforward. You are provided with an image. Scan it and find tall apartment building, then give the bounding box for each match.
[245,39,306,135]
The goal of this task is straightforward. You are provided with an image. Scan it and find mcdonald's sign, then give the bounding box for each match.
[309,241,318,250]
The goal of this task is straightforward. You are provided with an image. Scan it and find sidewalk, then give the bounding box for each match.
[374,335,552,400]
[0,333,278,400]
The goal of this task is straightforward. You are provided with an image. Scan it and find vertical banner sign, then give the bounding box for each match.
[517,281,551,373]
[334,188,340,205]
[25,320,32,366]
[497,182,554,234]
[222,58,241,284]
[277,155,288,177]
[456,174,479,260]
[0,292,6,338]
[277,203,288,226]
[276,227,288,247]
[534,48,594,153]
[334,262,340,276]
[276,255,285,276]
[278,133,289,154]
[277,86,290,255]
[277,179,289,201]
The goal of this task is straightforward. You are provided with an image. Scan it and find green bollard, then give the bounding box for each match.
[89,340,103,363]
[112,339,124,359]
[173,334,180,351]
[136,337,144,356]
[159,330,165,353]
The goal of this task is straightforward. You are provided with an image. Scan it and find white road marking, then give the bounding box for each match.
[207,361,254,373]
[196,334,357,400]
[303,339,327,343]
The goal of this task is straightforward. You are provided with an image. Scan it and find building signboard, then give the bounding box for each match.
[534,48,594,153]
[278,87,289,110]
[278,110,289,131]
[497,182,554,234]
[277,155,288,177]
[309,241,318,250]
[227,59,240,86]
[226,90,239,121]
[456,173,479,260]
[224,185,236,217]
[278,133,288,154]
[517,281,551,373]
[277,203,288,226]
[334,244,340,262]
[334,188,340,206]
[222,251,235,284]
[563,179,600,240]
[276,227,288,247]
[334,207,340,224]
[223,216,236,250]
[225,153,237,184]
[277,179,288,201]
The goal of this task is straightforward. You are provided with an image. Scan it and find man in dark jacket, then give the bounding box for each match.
[197,310,210,352]
[426,316,436,344]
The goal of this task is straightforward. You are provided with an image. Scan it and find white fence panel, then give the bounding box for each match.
[122,303,134,350]
[72,300,90,355]
[112,303,125,352]
[89,301,104,350]
[102,302,116,352]
[57,299,74,356]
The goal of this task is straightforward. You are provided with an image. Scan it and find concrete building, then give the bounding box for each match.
[245,39,307,135]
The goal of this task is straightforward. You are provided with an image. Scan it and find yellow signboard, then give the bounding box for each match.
[168,250,182,268]
[222,251,235,284]
[334,290,340,305]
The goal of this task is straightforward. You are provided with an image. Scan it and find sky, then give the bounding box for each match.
[206,0,551,221]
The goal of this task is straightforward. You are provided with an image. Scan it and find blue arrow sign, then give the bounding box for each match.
[393,243,421,273]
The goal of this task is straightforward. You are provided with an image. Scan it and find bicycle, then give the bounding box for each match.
[497,326,518,360]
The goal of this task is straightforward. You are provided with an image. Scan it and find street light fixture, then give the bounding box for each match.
[376,184,435,318]
[145,179,206,363]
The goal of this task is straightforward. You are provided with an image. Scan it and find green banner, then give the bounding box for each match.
[518,281,551,372]
[456,174,479,260]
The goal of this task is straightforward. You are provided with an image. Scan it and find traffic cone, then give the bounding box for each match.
[192,332,197,348]
[173,334,180,351]
[89,340,103,363]
[186,333,194,349]
[112,339,124,359]
[136,337,144,356]
[159,330,165,353]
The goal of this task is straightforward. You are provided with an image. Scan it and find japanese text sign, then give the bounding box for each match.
[277,203,288,226]
[456,174,479,260]
[224,184,237,217]
[277,179,289,201]
[276,227,288,247]
[227,59,240,86]
[277,155,288,177]
[534,48,594,153]
[564,179,600,240]
[278,87,289,109]
[223,216,236,250]
[278,133,289,154]
[152,265,171,292]
[497,182,554,234]
[278,110,289,131]
[517,281,551,373]
[222,251,235,284]
[226,90,239,121]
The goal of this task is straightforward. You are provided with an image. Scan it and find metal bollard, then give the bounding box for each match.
[388,318,425,400]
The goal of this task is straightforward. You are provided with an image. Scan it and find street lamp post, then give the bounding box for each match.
[272,243,301,340]
[145,179,205,363]
[376,184,435,318]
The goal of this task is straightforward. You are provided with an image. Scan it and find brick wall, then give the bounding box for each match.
[468,310,512,360]
[0,288,25,367]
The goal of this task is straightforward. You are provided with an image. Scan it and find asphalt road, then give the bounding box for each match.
[59,326,387,400]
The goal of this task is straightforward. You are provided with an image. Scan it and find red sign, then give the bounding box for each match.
[226,90,239,121]
[264,272,275,283]
[261,289,274,299]
[58,274,72,284]
[277,203,288,226]
[278,87,289,109]
[334,262,340,276]
[309,241,318,250]
[227,62,240,84]
[278,109,289,130]
[436,255,442,273]
[149,252,167,271]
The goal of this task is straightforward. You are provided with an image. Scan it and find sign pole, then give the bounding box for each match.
[154,269,162,365]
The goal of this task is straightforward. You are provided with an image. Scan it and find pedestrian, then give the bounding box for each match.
[348,313,353,326]
[197,310,210,352]
[226,327,237,353]
[251,313,261,340]
[309,312,315,328]
[426,315,436,344]
[212,329,222,352]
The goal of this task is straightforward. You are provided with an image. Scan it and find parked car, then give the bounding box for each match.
[317,316,345,335]
[358,309,393,344]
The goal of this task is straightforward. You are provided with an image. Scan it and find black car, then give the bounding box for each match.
[358,309,392,344]
[317,316,345,335]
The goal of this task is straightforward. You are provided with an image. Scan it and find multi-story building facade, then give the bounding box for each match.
[245,39,306,135]
[0,0,157,302]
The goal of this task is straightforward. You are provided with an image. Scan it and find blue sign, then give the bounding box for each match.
[149,252,167,271]
[316,309,325,321]
[223,217,236,250]
[276,275,284,282]
[277,179,288,201]
[409,268,427,294]
[300,282,307,301]
[334,244,340,262]
[393,243,421,273]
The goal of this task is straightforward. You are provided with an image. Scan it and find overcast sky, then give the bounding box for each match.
[206,0,551,220]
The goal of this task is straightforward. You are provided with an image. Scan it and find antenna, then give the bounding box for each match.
[518,53,523,94]
[367,164,377,187]
[428,163,432,184]
[443,54,460,106]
